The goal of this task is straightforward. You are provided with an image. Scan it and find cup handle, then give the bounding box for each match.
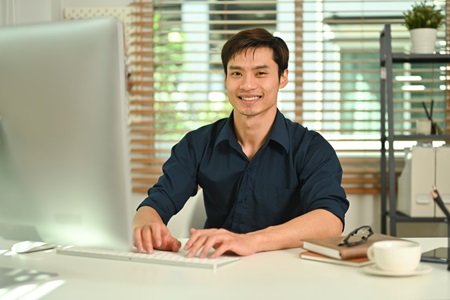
[367,245,375,261]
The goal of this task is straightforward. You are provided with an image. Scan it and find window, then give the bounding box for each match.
[127,0,448,194]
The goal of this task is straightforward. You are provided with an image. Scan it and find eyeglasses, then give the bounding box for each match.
[338,225,374,247]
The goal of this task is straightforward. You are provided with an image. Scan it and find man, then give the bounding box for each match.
[133,28,349,259]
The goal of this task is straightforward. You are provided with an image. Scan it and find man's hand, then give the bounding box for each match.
[183,210,343,258]
[183,228,258,259]
[133,206,181,254]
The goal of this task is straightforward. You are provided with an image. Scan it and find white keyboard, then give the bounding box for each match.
[56,246,240,270]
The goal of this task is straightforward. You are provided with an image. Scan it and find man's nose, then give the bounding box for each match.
[240,74,257,89]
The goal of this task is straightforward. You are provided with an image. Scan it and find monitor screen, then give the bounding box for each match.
[0,17,133,250]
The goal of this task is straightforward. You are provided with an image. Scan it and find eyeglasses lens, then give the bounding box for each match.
[348,227,371,244]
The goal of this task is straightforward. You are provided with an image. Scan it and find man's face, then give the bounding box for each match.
[224,47,288,119]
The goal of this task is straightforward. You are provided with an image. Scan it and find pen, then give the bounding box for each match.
[422,101,432,121]
[430,99,434,121]
[431,186,450,219]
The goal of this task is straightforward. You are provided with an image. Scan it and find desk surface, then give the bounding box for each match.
[0,238,448,300]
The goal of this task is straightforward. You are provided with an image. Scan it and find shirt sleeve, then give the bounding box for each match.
[298,132,349,227]
[137,132,200,224]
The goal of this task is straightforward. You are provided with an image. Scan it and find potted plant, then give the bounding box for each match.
[403,1,445,53]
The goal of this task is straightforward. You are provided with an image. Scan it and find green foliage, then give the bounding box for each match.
[403,1,445,30]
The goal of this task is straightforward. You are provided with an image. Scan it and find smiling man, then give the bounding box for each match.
[133,28,349,258]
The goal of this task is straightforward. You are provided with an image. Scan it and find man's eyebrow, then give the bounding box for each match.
[228,65,242,70]
[228,64,270,70]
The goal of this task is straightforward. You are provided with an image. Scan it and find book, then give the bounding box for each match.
[302,233,400,260]
[299,251,373,267]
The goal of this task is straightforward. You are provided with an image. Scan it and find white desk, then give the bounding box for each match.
[0,238,448,300]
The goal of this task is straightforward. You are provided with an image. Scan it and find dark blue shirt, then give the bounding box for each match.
[138,110,349,233]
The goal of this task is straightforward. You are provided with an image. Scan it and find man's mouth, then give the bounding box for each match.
[239,96,261,101]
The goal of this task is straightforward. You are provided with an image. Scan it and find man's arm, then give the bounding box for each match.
[184,208,342,258]
[133,206,181,253]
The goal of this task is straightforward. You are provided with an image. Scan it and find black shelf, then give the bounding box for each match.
[379,24,448,236]
[394,211,447,223]
[392,134,450,141]
[392,53,450,63]
[381,53,450,65]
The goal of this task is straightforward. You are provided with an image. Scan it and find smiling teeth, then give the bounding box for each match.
[241,96,259,101]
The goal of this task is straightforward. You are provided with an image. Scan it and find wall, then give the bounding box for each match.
[0,0,133,24]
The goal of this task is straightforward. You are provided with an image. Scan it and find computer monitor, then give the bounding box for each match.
[0,17,133,250]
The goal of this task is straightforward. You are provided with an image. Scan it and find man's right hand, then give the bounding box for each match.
[132,206,181,254]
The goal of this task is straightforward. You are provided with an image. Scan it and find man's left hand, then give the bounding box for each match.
[183,228,257,259]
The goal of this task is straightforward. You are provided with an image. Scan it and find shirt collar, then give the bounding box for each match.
[215,110,290,154]
[268,110,290,153]
[215,111,237,147]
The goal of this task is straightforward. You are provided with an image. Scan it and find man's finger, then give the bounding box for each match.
[141,225,154,253]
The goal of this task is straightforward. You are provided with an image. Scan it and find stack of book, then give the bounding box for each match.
[300,233,400,267]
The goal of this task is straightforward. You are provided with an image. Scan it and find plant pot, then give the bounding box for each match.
[410,28,437,54]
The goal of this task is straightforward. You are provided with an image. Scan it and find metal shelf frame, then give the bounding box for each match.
[379,24,450,235]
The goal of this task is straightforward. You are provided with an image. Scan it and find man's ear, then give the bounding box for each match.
[223,71,228,86]
[279,69,288,89]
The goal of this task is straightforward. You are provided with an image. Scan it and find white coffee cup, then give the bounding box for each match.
[367,240,421,272]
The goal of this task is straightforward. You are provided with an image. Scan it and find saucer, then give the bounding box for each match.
[363,264,432,277]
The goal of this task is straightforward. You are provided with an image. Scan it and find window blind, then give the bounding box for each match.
[127,0,448,195]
